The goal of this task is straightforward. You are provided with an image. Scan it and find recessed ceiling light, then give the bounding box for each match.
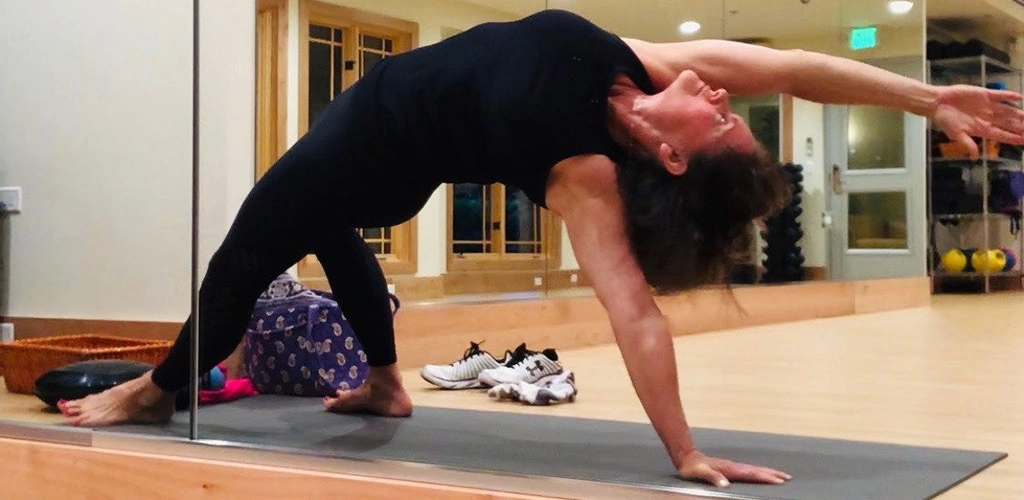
[678,21,701,35]
[888,0,914,15]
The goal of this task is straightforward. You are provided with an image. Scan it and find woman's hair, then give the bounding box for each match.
[615,144,791,294]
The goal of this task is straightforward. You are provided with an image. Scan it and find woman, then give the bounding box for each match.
[60,9,1023,488]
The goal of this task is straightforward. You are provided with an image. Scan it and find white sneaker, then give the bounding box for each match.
[477,346,563,387]
[488,371,577,405]
[420,341,514,390]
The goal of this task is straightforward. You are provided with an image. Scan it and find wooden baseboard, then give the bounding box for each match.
[804,266,828,281]
[391,276,929,370]
[440,269,590,296]
[8,317,180,342]
[7,277,930,371]
[306,270,593,300]
[0,438,550,500]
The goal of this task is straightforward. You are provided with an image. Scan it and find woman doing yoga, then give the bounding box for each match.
[59,10,1024,488]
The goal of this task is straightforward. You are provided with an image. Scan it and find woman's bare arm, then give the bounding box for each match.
[547,155,789,487]
[624,38,943,114]
[623,37,1024,157]
[549,155,695,465]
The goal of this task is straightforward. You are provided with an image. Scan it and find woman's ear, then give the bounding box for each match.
[657,143,689,176]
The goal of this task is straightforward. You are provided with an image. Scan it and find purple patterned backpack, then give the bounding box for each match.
[243,274,399,397]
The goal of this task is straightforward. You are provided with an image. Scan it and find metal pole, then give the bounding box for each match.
[189,0,201,440]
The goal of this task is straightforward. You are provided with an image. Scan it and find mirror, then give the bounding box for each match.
[0,0,939,441]
[253,0,932,310]
[263,0,556,305]
[727,0,926,283]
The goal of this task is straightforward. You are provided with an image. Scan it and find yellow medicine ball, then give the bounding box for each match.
[972,249,1007,274]
[940,249,967,273]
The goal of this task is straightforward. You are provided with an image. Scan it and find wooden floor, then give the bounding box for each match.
[1,292,1021,499]
[399,292,1023,500]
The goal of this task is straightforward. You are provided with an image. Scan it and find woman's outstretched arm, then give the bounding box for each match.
[623,38,1024,158]
[547,155,790,488]
[625,39,936,110]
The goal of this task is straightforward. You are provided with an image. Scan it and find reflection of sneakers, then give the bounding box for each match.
[488,371,577,405]
[420,341,514,390]
[478,345,563,387]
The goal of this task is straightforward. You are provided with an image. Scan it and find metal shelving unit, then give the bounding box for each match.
[927,55,1024,293]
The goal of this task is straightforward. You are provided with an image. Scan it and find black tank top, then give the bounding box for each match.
[348,9,655,208]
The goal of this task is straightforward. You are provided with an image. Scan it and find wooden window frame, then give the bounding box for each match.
[296,0,420,277]
[256,0,289,179]
[446,184,562,273]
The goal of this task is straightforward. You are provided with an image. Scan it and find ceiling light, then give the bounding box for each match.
[678,21,701,35]
[888,0,914,15]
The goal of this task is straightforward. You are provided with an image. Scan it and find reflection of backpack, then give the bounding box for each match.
[990,170,1024,234]
[243,274,400,397]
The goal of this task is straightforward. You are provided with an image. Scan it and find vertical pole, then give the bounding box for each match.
[189,0,201,440]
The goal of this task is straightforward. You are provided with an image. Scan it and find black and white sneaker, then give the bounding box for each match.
[420,341,515,390]
[477,345,563,387]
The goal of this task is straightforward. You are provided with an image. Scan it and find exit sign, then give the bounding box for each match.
[850,26,877,50]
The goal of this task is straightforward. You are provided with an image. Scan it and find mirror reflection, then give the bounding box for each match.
[7,0,1020,465]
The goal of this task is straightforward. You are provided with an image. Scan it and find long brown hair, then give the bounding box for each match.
[615,144,791,294]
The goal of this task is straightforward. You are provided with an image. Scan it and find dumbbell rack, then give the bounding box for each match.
[761,163,806,284]
[927,55,1024,294]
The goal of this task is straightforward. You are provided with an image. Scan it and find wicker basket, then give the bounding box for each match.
[0,334,173,394]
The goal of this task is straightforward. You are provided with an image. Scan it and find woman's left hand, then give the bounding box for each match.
[931,84,1024,159]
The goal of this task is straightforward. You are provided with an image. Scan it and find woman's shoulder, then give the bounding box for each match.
[545,154,621,214]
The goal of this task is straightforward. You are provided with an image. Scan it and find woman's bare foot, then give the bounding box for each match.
[57,370,176,427]
[323,365,413,417]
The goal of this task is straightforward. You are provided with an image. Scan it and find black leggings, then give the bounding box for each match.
[150,96,432,392]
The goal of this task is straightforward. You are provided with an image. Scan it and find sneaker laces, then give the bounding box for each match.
[450,341,487,367]
[503,343,534,368]
[508,347,558,370]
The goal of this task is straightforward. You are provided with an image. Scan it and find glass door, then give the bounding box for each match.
[825,57,928,281]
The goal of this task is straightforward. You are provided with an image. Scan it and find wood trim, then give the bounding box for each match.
[299,0,418,136]
[803,266,828,281]
[545,269,591,289]
[781,94,794,163]
[448,255,549,272]
[306,1,419,45]
[445,184,562,273]
[442,271,546,296]
[441,269,589,296]
[299,248,417,280]
[256,0,289,179]
[7,278,930,371]
[853,276,931,313]
[0,438,550,500]
[391,277,931,371]
[8,317,180,341]
[300,274,445,302]
[297,0,310,136]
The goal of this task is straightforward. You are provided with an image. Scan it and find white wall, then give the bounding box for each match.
[0,0,255,322]
[198,1,258,284]
[791,99,828,269]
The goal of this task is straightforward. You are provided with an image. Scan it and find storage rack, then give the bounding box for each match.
[927,55,1024,293]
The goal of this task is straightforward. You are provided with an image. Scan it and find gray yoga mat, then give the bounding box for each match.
[118,396,1004,500]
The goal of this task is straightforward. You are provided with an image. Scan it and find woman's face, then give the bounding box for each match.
[647,70,759,161]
